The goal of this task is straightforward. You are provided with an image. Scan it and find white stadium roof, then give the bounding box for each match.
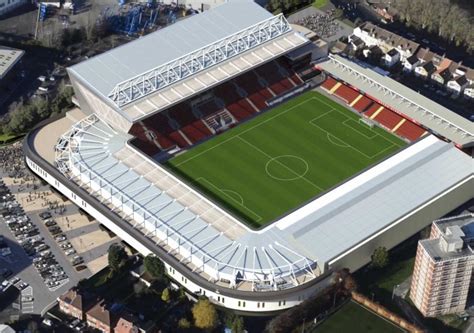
[55,114,472,290]
[319,54,474,147]
[68,1,308,121]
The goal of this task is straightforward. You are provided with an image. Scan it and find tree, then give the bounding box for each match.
[161,287,171,303]
[371,246,389,269]
[231,316,245,333]
[192,299,218,330]
[108,244,128,272]
[144,254,165,279]
[178,318,191,329]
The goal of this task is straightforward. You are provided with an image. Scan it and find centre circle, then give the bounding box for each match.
[265,155,309,181]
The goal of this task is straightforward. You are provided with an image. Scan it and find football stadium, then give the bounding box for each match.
[24,1,473,313]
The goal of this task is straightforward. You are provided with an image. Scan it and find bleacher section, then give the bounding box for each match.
[320,76,427,143]
[129,58,303,156]
[351,95,373,113]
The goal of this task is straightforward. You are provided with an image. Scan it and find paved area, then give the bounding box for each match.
[0,143,117,315]
[287,6,353,43]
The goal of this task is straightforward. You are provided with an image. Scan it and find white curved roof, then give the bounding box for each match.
[55,114,473,291]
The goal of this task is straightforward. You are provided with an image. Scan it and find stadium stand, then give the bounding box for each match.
[371,108,404,130]
[129,57,304,155]
[352,95,373,113]
[319,76,427,142]
[333,84,360,104]
[321,76,338,91]
[396,120,427,141]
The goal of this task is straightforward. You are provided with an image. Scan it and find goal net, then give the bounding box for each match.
[359,117,376,128]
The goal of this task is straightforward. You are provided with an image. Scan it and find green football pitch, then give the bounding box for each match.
[312,301,406,333]
[166,91,406,228]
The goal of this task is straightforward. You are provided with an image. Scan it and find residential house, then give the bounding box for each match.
[464,84,474,99]
[114,312,155,333]
[352,22,419,61]
[447,75,468,95]
[384,48,400,67]
[58,288,86,321]
[349,35,365,51]
[114,317,139,333]
[415,61,436,79]
[414,48,436,78]
[403,54,420,72]
[463,69,474,99]
[431,60,457,86]
[86,301,117,333]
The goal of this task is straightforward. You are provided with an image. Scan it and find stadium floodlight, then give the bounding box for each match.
[108,14,292,107]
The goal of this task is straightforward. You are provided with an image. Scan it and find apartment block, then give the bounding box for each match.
[410,215,474,317]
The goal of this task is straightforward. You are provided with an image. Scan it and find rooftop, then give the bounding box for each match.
[0,46,24,79]
[50,112,472,288]
[421,214,474,261]
[68,1,307,114]
[319,54,474,147]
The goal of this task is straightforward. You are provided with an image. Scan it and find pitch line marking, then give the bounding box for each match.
[310,94,405,148]
[265,155,310,181]
[342,119,378,139]
[310,121,395,160]
[173,97,322,167]
[196,177,262,222]
[221,189,244,205]
[237,136,323,192]
[326,133,351,148]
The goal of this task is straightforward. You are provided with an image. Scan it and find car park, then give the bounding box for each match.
[1,181,70,291]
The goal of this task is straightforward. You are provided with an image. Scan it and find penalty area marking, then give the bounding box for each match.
[196,177,262,222]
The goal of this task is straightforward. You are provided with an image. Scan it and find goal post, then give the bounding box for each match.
[359,117,375,128]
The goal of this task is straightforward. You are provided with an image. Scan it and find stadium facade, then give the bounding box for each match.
[24,2,473,313]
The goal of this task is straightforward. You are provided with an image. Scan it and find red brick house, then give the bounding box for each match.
[86,301,117,333]
[58,288,85,320]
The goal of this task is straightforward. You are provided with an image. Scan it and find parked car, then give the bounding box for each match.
[18,282,28,290]
[45,220,57,227]
[39,212,52,220]
[54,234,67,242]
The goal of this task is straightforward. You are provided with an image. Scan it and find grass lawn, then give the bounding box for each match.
[313,0,329,9]
[313,301,406,333]
[167,91,406,228]
[0,132,24,144]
